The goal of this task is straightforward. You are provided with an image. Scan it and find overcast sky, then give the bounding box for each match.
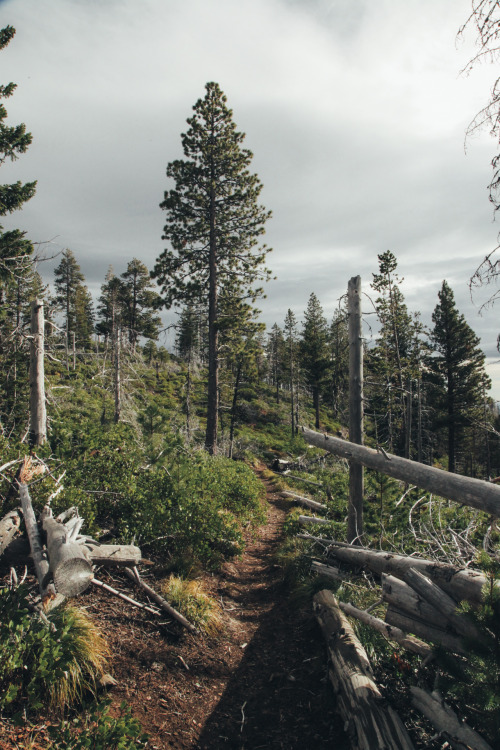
[2,0,500,396]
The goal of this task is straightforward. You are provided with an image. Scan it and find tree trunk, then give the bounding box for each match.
[313,590,415,750]
[229,362,242,459]
[205,180,218,454]
[348,276,364,543]
[85,544,141,566]
[280,491,326,512]
[19,483,56,604]
[42,508,93,597]
[381,574,448,630]
[385,605,466,655]
[0,509,21,556]
[301,426,500,518]
[29,299,47,447]
[410,687,493,750]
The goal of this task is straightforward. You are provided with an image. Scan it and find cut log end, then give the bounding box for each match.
[53,558,93,597]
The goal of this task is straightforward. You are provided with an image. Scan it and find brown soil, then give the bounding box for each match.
[0,471,348,749]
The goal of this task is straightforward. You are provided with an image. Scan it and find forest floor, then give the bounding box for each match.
[0,469,349,750]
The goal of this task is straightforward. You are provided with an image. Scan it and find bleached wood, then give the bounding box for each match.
[410,687,492,750]
[301,426,500,517]
[18,483,56,604]
[381,574,448,630]
[85,544,141,566]
[29,299,47,446]
[299,515,330,525]
[311,560,344,581]
[385,605,466,655]
[280,491,326,512]
[124,567,197,633]
[0,509,21,556]
[92,578,160,617]
[313,589,415,750]
[42,507,93,597]
[348,275,364,542]
[338,600,432,657]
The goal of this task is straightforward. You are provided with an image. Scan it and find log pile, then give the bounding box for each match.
[308,536,496,749]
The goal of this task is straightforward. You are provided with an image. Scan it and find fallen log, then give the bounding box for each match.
[322,543,488,605]
[385,605,466,655]
[338,600,433,658]
[42,507,93,597]
[281,491,326,512]
[311,560,344,581]
[410,687,493,750]
[18,483,56,605]
[302,426,500,517]
[0,509,21,556]
[124,567,197,633]
[84,544,141,566]
[92,578,161,618]
[403,567,489,647]
[313,589,415,750]
[381,574,449,631]
[299,515,330,525]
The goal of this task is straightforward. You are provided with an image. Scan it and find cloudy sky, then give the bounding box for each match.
[2,0,500,395]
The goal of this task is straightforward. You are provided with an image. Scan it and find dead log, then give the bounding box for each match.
[302,426,500,517]
[42,507,93,597]
[410,687,493,750]
[313,589,415,750]
[311,560,345,581]
[0,509,21,556]
[18,483,56,604]
[403,567,489,646]
[385,605,466,655]
[92,578,160,617]
[381,574,449,631]
[323,543,488,605]
[281,491,326,512]
[123,567,197,633]
[299,515,330,525]
[84,544,141,566]
[338,600,433,658]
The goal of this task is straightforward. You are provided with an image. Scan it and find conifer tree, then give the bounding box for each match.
[267,323,285,404]
[119,258,161,347]
[153,82,272,454]
[329,306,349,421]
[428,280,490,474]
[300,293,330,429]
[53,249,94,363]
[284,309,299,436]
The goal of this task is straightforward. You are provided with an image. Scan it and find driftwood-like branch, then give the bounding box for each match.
[84,544,141,567]
[280,491,326,512]
[311,560,345,581]
[0,509,21,556]
[301,426,500,517]
[321,542,488,605]
[92,578,161,618]
[299,515,330,525]
[385,605,466,656]
[124,567,197,633]
[410,687,493,750]
[338,600,433,658]
[18,483,56,605]
[381,574,448,631]
[42,507,93,597]
[313,589,415,750]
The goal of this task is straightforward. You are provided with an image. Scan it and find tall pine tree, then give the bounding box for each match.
[153,82,272,454]
[300,293,330,430]
[428,280,490,474]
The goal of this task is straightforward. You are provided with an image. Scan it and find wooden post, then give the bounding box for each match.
[29,299,47,446]
[348,276,363,542]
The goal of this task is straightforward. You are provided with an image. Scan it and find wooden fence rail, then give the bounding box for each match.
[301,426,500,518]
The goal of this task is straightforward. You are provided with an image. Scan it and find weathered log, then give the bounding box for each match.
[42,507,93,597]
[311,560,344,581]
[348,275,364,543]
[123,567,197,633]
[403,567,489,646]
[92,578,160,617]
[323,542,488,605]
[302,425,500,517]
[313,589,415,750]
[410,687,493,750]
[18,483,56,604]
[381,574,449,631]
[0,509,21,556]
[84,544,142,566]
[385,605,466,655]
[338,600,433,658]
[281,491,326,512]
[299,515,330,525]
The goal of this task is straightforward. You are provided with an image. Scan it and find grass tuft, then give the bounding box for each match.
[161,576,224,637]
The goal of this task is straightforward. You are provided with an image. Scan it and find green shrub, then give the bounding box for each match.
[49,699,148,749]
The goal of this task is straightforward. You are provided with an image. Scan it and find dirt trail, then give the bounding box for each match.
[0,472,348,749]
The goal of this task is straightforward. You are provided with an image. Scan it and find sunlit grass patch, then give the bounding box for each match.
[161,576,224,637]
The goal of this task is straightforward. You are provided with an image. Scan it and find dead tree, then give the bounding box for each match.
[29,299,47,446]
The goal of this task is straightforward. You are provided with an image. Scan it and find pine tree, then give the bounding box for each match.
[284,309,299,437]
[329,306,349,421]
[153,82,272,454]
[300,293,330,430]
[267,323,285,404]
[428,280,490,474]
[119,258,161,348]
[53,250,93,364]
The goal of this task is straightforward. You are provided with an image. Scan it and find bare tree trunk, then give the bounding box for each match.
[29,299,47,447]
[114,326,121,423]
[348,276,364,543]
[42,507,93,597]
[0,509,21,557]
[19,483,56,604]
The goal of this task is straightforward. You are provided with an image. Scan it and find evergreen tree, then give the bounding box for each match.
[53,250,93,360]
[267,323,285,403]
[300,293,330,430]
[428,280,490,474]
[329,306,349,421]
[119,258,161,347]
[96,267,122,341]
[284,308,299,436]
[153,82,272,454]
